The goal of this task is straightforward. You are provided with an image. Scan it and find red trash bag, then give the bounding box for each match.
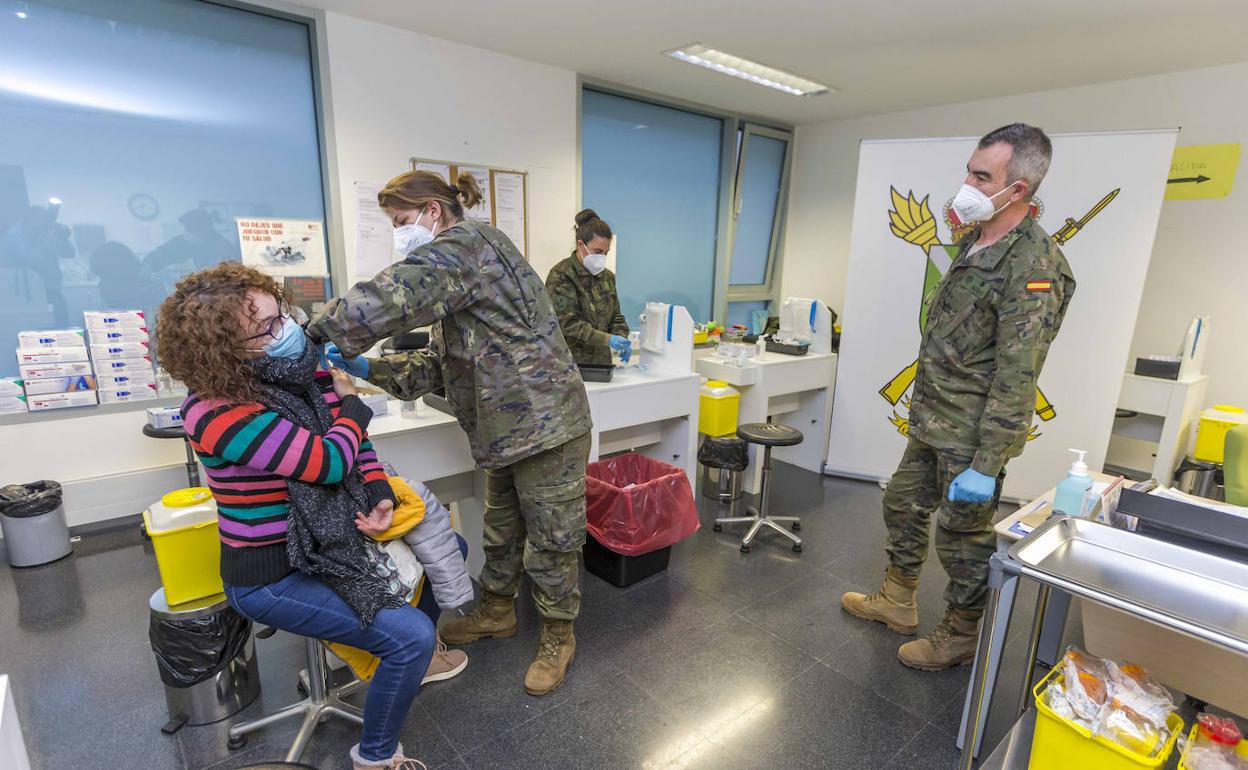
[585,453,700,557]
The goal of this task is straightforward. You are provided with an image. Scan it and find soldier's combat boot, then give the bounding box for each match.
[898,607,982,672]
[440,590,517,645]
[524,619,575,696]
[840,566,919,635]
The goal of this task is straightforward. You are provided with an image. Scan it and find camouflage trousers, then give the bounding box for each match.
[480,431,591,621]
[883,437,1003,611]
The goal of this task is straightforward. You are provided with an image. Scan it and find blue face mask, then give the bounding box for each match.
[263,316,306,359]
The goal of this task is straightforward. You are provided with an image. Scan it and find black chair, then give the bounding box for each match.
[142,424,201,487]
[713,422,804,553]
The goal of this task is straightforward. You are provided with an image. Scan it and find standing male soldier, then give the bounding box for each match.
[842,124,1076,671]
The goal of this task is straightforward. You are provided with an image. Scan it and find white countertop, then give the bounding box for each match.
[366,365,698,438]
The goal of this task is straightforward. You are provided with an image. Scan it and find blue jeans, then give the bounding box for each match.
[225,573,435,762]
[224,534,468,762]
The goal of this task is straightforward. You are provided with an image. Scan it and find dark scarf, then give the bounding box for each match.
[250,343,403,627]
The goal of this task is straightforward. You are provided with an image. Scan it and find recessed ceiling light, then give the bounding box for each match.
[15,10,28,18]
[665,43,831,97]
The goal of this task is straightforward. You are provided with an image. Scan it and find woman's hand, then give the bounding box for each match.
[329,367,358,398]
[355,499,395,538]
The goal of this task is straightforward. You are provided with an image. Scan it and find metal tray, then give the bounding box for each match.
[1009,516,1248,655]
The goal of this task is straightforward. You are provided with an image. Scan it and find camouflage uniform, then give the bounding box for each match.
[885,215,1075,611]
[306,219,592,619]
[545,254,630,366]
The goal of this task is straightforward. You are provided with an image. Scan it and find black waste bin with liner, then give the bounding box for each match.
[585,453,700,587]
[149,587,260,732]
[0,480,72,567]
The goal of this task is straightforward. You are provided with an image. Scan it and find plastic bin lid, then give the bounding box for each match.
[149,587,229,619]
[701,380,739,398]
[145,487,217,533]
[1205,405,1247,419]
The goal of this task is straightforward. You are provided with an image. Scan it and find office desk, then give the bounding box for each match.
[584,367,701,483]
[695,351,838,493]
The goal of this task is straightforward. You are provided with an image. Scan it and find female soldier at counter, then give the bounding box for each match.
[545,209,631,365]
[309,170,591,697]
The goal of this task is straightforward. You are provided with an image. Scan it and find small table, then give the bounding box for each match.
[956,472,1115,752]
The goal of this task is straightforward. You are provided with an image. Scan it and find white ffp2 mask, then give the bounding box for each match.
[393,210,436,254]
[583,253,608,275]
[951,181,1020,224]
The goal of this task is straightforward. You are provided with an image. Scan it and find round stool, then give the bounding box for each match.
[713,422,804,553]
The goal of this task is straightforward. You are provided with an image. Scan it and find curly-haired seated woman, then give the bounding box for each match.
[155,263,464,770]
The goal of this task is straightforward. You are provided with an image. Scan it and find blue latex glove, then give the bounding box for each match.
[325,342,368,379]
[948,468,997,504]
[608,334,631,363]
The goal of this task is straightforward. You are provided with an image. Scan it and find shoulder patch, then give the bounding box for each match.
[1025,280,1052,292]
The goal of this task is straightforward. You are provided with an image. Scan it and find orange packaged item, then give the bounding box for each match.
[1061,647,1111,723]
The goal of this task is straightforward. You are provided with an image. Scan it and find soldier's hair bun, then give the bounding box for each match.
[456,172,485,210]
[573,208,612,244]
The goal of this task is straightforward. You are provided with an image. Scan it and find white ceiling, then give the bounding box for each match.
[307,0,1248,126]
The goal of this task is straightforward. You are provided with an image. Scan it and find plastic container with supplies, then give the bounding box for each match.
[1030,666,1183,770]
[1195,406,1248,464]
[699,380,741,437]
[1177,715,1245,770]
[142,488,223,606]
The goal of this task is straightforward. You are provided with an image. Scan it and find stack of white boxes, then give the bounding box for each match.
[85,311,158,404]
[15,328,98,411]
[0,375,27,413]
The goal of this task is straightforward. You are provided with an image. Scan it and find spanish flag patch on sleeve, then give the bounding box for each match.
[1026,280,1053,293]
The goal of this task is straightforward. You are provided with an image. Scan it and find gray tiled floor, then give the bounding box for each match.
[0,464,1051,769]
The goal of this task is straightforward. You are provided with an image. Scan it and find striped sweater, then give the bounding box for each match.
[181,371,394,586]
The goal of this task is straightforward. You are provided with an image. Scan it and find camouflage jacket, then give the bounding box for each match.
[909,216,1075,476]
[545,254,630,366]
[306,220,592,469]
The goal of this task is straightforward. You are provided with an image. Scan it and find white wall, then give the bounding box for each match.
[783,62,1248,408]
[324,12,577,282]
[0,13,580,528]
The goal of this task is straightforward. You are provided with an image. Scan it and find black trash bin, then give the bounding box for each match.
[0,480,72,567]
[149,588,260,730]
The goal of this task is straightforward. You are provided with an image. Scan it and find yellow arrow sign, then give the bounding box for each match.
[1165,143,1240,200]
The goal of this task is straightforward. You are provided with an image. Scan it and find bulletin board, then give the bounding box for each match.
[408,157,529,258]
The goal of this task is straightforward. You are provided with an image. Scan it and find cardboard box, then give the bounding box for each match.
[90,342,151,360]
[94,369,156,390]
[0,377,23,397]
[0,394,27,414]
[87,328,150,346]
[146,406,183,429]
[98,384,158,403]
[22,375,97,396]
[16,347,91,364]
[83,310,147,331]
[20,361,94,380]
[27,390,98,411]
[17,329,86,348]
[92,357,153,374]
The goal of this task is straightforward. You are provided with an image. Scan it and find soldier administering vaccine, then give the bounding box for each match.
[842,124,1076,671]
[307,169,592,697]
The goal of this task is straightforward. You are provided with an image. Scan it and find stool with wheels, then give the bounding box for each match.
[713,422,804,553]
[227,632,365,761]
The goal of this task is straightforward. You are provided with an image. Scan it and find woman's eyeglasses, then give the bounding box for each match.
[242,301,293,346]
